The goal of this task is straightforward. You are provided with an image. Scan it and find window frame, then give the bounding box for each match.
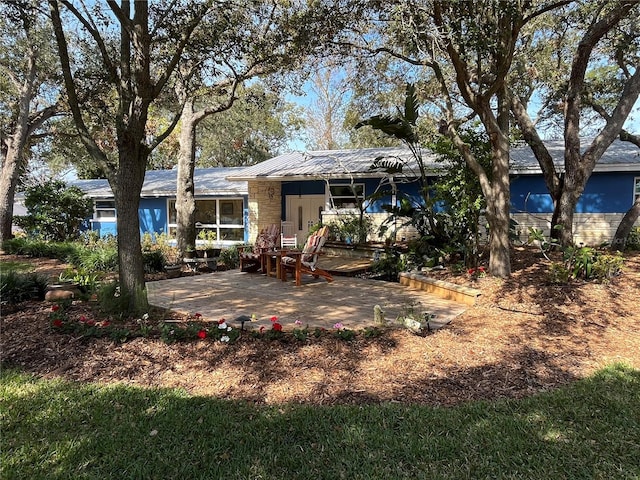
[328,183,365,211]
[634,177,640,203]
[167,197,245,243]
[93,200,116,221]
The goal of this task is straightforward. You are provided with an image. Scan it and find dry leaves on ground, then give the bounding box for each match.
[1,248,639,406]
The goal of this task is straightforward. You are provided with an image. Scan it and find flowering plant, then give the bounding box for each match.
[333,322,355,341]
[467,266,487,278]
[158,314,238,344]
[49,302,127,340]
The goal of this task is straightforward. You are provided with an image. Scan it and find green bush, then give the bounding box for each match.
[547,261,571,284]
[592,252,624,282]
[142,250,165,273]
[70,237,119,273]
[219,245,239,269]
[13,180,93,241]
[2,238,77,260]
[96,281,126,315]
[0,270,49,304]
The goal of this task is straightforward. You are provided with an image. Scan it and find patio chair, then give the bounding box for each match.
[238,224,279,273]
[281,232,298,249]
[280,226,333,286]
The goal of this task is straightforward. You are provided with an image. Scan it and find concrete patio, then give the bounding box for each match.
[146,269,469,331]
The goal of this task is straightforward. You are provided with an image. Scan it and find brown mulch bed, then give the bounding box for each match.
[2,247,639,406]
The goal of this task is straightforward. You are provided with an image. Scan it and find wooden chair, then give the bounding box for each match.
[280,232,298,249]
[280,226,333,286]
[238,224,279,272]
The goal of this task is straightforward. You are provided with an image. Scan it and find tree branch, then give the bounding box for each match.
[48,0,113,182]
[58,0,119,85]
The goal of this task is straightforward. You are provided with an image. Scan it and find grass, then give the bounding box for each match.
[2,365,640,479]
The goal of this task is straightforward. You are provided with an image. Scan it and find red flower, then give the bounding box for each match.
[197,329,207,339]
[101,321,111,327]
[194,313,202,319]
[79,315,87,323]
[86,320,96,326]
[270,316,278,323]
[217,318,226,324]
[51,305,60,312]
[259,326,265,333]
[272,322,283,332]
[52,319,63,328]
[468,268,475,275]
[478,266,486,272]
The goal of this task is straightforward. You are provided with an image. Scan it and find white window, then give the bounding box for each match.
[168,198,244,242]
[329,183,365,210]
[94,200,116,220]
[635,177,640,202]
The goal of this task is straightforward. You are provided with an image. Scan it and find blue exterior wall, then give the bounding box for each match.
[89,196,249,240]
[282,171,638,217]
[511,172,639,214]
[90,220,117,237]
[139,198,169,234]
[281,178,396,215]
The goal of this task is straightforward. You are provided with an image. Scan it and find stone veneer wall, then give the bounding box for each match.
[321,210,639,246]
[511,212,640,246]
[247,180,282,243]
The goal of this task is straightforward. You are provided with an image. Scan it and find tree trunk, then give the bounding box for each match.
[112,149,148,315]
[555,165,586,246]
[486,130,512,278]
[176,100,198,257]
[0,141,24,244]
[611,198,640,250]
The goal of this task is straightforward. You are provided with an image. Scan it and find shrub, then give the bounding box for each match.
[96,281,127,315]
[563,245,596,279]
[547,262,571,284]
[0,270,49,304]
[219,245,239,269]
[592,252,624,282]
[142,250,165,273]
[70,237,118,273]
[2,237,77,260]
[13,180,93,241]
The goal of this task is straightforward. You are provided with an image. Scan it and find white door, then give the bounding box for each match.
[285,195,325,239]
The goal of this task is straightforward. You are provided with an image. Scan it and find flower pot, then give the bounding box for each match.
[183,250,196,259]
[45,282,81,301]
[164,264,182,278]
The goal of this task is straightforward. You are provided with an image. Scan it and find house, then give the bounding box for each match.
[73,167,249,244]
[509,139,640,244]
[71,139,639,246]
[225,140,640,246]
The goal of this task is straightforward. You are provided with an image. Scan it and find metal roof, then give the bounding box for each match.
[72,167,248,199]
[227,139,640,181]
[225,146,440,180]
[509,138,640,173]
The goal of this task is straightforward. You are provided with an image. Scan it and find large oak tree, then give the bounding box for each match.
[48,0,220,313]
[0,1,61,243]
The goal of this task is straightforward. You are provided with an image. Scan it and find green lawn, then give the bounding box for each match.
[2,365,639,479]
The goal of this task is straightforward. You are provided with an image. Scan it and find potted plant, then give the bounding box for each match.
[162,245,182,278]
[197,229,220,258]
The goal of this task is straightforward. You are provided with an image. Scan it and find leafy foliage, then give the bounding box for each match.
[219,245,240,270]
[13,180,93,242]
[357,84,488,267]
[0,269,48,304]
[529,228,624,283]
